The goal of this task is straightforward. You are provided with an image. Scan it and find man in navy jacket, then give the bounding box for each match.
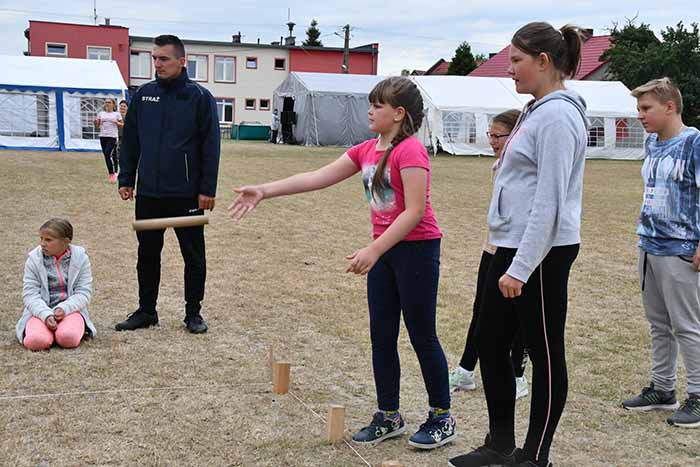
[117,34,220,334]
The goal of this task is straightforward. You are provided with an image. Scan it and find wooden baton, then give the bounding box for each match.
[132,215,209,232]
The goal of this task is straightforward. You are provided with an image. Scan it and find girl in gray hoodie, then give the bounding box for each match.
[449,22,588,467]
[16,219,96,350]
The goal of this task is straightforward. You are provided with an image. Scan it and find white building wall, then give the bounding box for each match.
[129,39,290,128]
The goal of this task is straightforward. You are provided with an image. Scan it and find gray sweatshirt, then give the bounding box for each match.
[487,89,588,283]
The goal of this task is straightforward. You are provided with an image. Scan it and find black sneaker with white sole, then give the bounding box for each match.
[667,394,700,428]
[351,411,406,445]
[448,434,516,467]
[622,383,679,411]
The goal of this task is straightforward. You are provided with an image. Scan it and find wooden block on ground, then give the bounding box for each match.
[380,462,403,467]
[326,405,345,443]
[272,361,291,394]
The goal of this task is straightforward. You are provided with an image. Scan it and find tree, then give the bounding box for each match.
[303,19,323,47]
[603,20,700,127]
[447,41,477,76]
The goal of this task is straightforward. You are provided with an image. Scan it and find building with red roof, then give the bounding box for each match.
[469,30,612,80]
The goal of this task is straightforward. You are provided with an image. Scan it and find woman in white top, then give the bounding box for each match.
[95,98,123,183]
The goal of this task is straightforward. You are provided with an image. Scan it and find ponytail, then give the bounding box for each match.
[512,22,584,80]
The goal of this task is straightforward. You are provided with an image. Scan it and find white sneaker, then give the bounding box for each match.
[515,375,529,400]
[449,366,476,392]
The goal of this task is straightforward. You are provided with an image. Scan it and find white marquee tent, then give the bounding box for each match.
[413,76,644,160]
[273,72,385,147]
[0,55,127,151]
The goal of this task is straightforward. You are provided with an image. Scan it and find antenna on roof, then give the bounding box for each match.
[93,0,98,25]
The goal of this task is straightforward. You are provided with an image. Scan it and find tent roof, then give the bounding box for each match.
[0,55,127,92]
[413,76,638,117]
[290,72,386,95]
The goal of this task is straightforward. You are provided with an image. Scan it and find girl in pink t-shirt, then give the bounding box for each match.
[94,98,123,183]
[229,77,455,450]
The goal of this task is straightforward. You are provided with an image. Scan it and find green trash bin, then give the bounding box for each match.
[232,121,271,140]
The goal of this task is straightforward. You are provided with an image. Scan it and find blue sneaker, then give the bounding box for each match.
[352,411,406,445]
[408,409,456,449]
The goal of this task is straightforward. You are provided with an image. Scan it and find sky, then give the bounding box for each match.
[0,1,696,75]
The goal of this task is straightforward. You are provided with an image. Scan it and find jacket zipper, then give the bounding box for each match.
[184,152,189,182]
[54,256,66,301]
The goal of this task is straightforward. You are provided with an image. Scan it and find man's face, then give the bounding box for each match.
[152,44,185,80]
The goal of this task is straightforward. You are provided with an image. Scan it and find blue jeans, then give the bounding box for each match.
[367,238,450,411]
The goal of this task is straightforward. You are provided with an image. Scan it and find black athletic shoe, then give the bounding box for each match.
[622,383,679,411]
[667,394,700,428]
[184,314,208,334]
[448,434,516,467]
[115,309,158,331]
[512,461,553,467]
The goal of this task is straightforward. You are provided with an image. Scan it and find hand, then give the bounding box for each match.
[119,186,134,200]
[694,245,700,272]
[228,186,264,221]
[46,316,58,331]
[54,308,65,322]
[198,194,216,211]
[498,274,524,298]
[346,246,380,275]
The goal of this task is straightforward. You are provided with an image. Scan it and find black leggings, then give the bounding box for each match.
[99,137,118,175]
[476,245,579,464]
[459,250,528,377]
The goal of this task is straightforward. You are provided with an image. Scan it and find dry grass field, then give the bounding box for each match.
[1,141,698,467]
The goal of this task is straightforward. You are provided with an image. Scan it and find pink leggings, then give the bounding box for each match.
[23,313,85,351]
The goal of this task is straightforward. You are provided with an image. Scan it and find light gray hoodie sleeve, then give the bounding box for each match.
[22,257,53,322]
[506,118,578,282]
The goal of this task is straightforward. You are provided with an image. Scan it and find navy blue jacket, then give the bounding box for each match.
[118,69,220,198]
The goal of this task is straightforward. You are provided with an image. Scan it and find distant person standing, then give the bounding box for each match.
[116,34,220,334]
[270,109,280,144]
[115,99,128,172]
[95,98,122,183]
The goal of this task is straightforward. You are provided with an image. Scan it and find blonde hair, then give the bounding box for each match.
[40,218,73,240]
[631,77,683,114]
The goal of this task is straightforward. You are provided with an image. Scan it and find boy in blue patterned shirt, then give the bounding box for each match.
[622,78,700,428]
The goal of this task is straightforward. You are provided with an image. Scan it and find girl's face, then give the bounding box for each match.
[39,229,70,257]
[104,100,115,112]
[119,102,128,115]
[507,45,543,96]
[368,102,404,135]
[488,122,511,157]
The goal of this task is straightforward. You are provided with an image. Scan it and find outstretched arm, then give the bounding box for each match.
[228,153,358,221]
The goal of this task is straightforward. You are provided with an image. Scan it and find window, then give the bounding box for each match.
[259,99,270,111]
[0,92,50,137]
[87,46,111,61]
[587,117,605,147]
[442,111,476,144]
[245,98,256,110]
[215,56,235,82]
[79,97,108,140]
[615,118,645,148]
[187,54,208,81]
[216,99,234,124]
[130,51,151,79]
[46,43,67,57]
[274,58,286,70]
[246,57,258,69]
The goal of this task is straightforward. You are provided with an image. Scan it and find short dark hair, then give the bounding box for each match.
[492,109,521,132]
[119,99,128,106]
[154,34,185,58]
